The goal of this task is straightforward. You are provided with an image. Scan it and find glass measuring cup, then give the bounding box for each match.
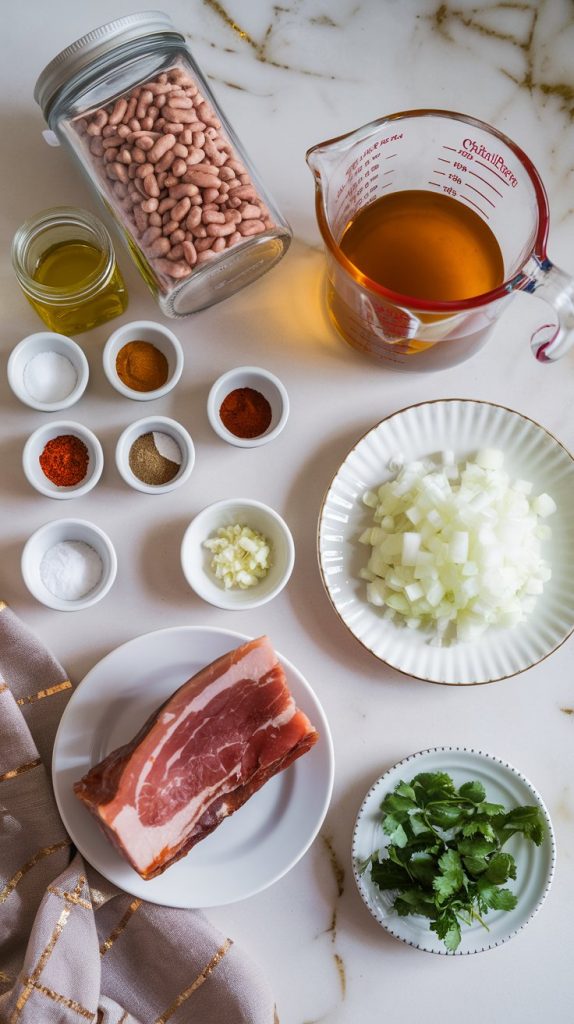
[307,109,574,371]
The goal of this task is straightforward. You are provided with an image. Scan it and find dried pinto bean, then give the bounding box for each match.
[78,69,276,290]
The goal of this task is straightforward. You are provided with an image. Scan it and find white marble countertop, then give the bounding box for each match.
[2,1,574,1022]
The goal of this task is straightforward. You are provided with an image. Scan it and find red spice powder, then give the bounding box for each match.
[39,434,89,487]
[219,387,272,439]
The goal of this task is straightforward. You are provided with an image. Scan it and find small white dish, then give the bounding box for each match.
[318,399,574,684]
[115,415,195,494]
[8,331,89,412]
[207,365,289,448]
[352,747,555,955]
[21,518,117,611]
[181,498,295,609]
[103,319,184,401]
[23,420,103,499]
[52,626,334,907]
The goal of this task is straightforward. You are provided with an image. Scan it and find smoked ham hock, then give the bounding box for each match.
[74,636,319,879]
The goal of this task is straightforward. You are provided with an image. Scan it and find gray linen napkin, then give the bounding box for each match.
[0,602,276,1024]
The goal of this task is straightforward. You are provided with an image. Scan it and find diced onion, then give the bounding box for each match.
[359,450,555,644]
[204,524,272,589]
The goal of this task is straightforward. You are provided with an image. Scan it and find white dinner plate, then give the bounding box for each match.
[52,626,334,908]
[318,399,574,684]
[352,747,555,955]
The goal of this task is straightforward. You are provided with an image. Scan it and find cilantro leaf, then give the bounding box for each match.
[457,836,497,858]
[459,781,486,803]
[462,854,489,877]
[382,816,409,847]
[394,780,417,801]
[461,819,496,840]
[484,852,516,885]
[433,850,464,903]
[381,791,417,816]
[426,802,467,829]
[409,854,437,888]
[432,912,462,951]
[495,806,545,846]
[412,772,457,804]
[394,888,437,918]
[370,857,411,891]
[477,881,518,911]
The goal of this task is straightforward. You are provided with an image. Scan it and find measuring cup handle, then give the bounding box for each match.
[524,259,574,362]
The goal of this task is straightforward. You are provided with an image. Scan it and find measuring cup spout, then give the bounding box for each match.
[305,141,338,183]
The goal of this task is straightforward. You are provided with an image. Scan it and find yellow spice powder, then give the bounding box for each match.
[116,340,169,392]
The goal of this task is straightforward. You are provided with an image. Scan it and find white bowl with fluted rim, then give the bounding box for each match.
[23,420,103,499]
[318,398,574,685]
[103,320,184,401]
[115,415,195,494]
[207,366,289,448]
[21,518,117,611]
[8,332,89,412]
[181,498,295,609]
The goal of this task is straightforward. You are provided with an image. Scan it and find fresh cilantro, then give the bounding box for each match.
[367,771,544,951]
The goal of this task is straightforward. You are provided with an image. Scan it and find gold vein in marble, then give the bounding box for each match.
[154,938,232,1023]
[99,898,142,956]
[0,840,70,904]
[202,0,336,78]
[428,3,574,122]
[334,953,346,999]
[322,834,345,897]
[16,680,72,706]
[0,758,41,783]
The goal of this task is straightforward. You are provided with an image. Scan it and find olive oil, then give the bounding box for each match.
[28,239,127,334]
[339,190,504,302]
[12,209,128,336]
[34,241,105,288]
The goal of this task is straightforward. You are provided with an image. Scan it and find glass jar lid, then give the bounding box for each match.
[34,10,183,118]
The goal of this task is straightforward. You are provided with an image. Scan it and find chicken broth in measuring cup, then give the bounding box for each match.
[307,110,574,370]
[339,190,504,303]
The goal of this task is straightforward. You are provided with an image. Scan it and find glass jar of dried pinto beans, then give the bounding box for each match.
[34,12,292,317]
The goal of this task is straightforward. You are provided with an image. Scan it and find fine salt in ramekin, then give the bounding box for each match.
[8,332,89,412]
[21,518,117,611]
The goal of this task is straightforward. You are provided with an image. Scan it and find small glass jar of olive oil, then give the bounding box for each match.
[12,206,128,334]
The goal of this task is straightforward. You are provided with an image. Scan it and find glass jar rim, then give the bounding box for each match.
[11,206,117,304]
[34,11,183,118]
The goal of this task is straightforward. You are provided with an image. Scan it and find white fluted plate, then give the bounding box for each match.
[318,399,574,684]
[352,747,556,955]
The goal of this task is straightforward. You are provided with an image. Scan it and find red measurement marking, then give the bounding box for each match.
[466,183,496,208]
[442,145,457,151]
[458,194,490,219]
[469,169,503,198]
[475,159,510,185]
[438,157,451,164]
